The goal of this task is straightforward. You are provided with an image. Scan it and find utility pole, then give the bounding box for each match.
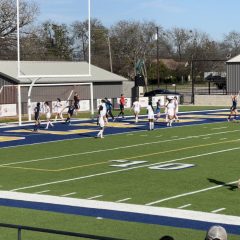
[107,36,113,72]
[156,27,160,89]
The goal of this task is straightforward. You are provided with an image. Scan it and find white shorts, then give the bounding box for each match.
[134,109,140,114]
[167,109,175,117]
[46,112,51,119]
[99,118,105,128]
[148,113,154,119]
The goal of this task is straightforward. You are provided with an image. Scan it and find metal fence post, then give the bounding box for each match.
[18,228,21,240]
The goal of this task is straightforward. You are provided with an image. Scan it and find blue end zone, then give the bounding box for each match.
[0,197,239,235]
[0,109,231,148]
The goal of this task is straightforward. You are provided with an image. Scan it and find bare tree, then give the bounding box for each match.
[223,31,240,57]
[0,0,39,59]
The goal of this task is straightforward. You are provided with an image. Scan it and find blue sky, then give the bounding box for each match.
[35,0,240,41]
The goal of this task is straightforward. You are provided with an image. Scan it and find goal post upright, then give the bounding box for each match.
[16,0,92,79]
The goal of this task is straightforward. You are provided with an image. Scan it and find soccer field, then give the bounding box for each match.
[0,110,239,239]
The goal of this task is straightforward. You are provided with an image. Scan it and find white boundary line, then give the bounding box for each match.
[145,181,237,206]
[0,191,239,226]
[10,146,240,192]
[1,129,239,167]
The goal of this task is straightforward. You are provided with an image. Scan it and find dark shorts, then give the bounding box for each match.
[34,114,40,121]
[120,104,124,110]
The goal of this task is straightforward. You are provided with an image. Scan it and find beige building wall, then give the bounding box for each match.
[194,95,232,106]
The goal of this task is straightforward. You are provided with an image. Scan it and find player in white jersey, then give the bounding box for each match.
[96,105,106,138]
[173,96,179,122]
[165,98,176,127]
[44,101,54,129]
[100,99,108,124]
[53,98,63,121]
[147,101,154,130]
[132,98,141,123]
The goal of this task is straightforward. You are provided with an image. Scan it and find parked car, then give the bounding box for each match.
[144,89,180,97]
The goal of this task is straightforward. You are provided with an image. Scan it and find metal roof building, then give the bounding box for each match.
[0,61,133,106]
[226,55,240,94]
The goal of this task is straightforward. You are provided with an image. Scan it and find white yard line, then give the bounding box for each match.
[220,138,227,140]
[178,204,192,209]
[10,146,240,192]
[87,195,103,200]
[116,198,131,203]
[1,130,239,167]
[211,208,226,213]
[34,190,50,194]
[61,192,77,197]
[145,181,237,206]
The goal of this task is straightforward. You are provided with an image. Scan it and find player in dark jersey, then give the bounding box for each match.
[104,97,114,121]
[65,104,75,125]
[227,91,239,121]
[73,92,80,110]
[33,102,41,132]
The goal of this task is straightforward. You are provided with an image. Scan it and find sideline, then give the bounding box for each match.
[0,190,239,234]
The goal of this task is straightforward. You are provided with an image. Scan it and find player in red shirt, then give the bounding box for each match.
[117,94,125,119]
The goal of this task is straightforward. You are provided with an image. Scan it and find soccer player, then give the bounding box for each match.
[73,92,80,113]
[227,91,240,121]
[147,101,154,130]
[104,97,114,121]
[117,94,126,119]
[64,103,75,125]
[173,96,179,122]
[44,101,54,129]
[165,98,176,127]
[96,105,106,138]
[132,98,141,123]
[33,102,41,132]
[155,99,161,121]
[53,98,63,121]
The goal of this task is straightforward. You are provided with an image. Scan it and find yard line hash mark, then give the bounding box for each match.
[178,204,192,209]
[61,192,77,197]
[87,195,103,200]
[211,208,226,213]
[116,198,131,203]
[10,146,240,192]
[34,190,50,194]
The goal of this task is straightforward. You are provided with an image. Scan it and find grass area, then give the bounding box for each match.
[0,117,239,239]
